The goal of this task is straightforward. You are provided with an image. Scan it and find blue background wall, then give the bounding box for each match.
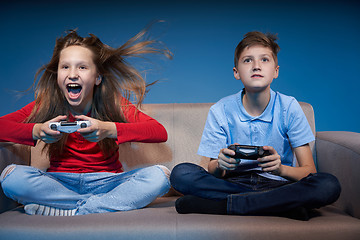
[1,0,359,133]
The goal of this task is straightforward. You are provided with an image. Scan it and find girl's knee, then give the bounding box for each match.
[155,165,171,180]
[139,165,170,186]
[0,164,17,182]
[137,165,171,195]
[1,165,44,200]
[1,165,25,199]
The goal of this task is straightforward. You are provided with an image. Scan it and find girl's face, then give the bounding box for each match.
[57,45,101,115]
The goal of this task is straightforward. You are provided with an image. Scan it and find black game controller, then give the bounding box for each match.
[228,145,270,160]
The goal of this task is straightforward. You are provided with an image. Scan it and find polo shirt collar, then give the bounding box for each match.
[236,88,275,122]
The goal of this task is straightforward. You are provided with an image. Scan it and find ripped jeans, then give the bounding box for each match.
[0,164,170,215]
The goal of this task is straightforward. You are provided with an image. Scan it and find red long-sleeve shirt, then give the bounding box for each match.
[0,100,167,173]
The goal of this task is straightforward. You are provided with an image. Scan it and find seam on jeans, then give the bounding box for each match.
[79,173,85,195]
[227,195,232,214]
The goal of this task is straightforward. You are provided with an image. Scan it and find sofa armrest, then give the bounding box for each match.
[316,131,360,219]
[0,142,31,213]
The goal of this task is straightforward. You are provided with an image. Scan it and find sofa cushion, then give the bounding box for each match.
[0,197,359,240]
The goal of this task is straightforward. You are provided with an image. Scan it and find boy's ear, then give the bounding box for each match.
[233,67,241,80]
[274,65,280,79]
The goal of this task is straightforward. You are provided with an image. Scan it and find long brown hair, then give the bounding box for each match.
[27,26,172,158]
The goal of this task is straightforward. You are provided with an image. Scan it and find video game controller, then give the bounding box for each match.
[228,145,270,160]
[49,121,91,133]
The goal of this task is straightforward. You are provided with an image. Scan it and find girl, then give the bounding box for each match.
[0,27,172,216]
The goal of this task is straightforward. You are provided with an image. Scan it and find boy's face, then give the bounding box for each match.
[233,45,279,93]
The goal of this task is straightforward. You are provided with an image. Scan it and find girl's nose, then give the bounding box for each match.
[69,69,79,80]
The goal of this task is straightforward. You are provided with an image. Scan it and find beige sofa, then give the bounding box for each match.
[0,102,360,240]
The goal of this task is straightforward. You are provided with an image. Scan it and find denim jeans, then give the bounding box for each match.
[1,164,170,215]
[170,163,341,215]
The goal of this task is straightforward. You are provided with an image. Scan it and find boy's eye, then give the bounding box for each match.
[262,58,269,62]
[243,58,252,63]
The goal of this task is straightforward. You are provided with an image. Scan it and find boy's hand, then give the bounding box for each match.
[217,146,241,171]
[33,115,67,143]
[257,146,282,175]
[75,115,117,142]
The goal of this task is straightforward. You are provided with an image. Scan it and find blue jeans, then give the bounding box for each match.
[170,163,341,215]
[1,164,170,215]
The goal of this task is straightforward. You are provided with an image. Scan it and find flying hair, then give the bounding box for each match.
[26,24,173,158]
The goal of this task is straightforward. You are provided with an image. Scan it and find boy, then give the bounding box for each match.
[170,31,341,220]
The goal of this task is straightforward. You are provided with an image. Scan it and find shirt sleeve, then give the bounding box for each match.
[0,102,37,146]
[286,99,315,148]
[114,100,168,145]
[197,105,228,159]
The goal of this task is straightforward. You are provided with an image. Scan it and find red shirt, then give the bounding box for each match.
[0,100,167,173]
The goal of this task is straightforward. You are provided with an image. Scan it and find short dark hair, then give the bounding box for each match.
[234,31,280,67]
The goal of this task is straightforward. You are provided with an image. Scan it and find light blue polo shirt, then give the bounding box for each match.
[197,89,315,181]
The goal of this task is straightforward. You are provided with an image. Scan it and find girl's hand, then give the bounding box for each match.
[75,115,117,142]
[257,146,282,175]
[33,115,67,143]
[217,146,241,171]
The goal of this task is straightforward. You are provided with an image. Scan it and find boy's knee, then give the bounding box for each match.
[305,172,341,207]
[170,163,197,184]
[170,163,204,193]
[171,163,201,176]
[318,173,341,204]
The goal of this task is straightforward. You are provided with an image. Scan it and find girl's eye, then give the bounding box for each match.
[61,65,69,69]
[79,66,87,70]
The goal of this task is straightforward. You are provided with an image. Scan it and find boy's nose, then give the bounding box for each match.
[252,67,261,72]
[252,61,261,71]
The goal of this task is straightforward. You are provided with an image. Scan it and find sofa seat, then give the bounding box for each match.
[0,196,359,240]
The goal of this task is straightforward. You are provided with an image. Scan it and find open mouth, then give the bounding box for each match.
[66,83,82,99]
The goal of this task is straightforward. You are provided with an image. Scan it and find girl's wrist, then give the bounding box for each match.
[105,122,117,139]
[32,124,41,140]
